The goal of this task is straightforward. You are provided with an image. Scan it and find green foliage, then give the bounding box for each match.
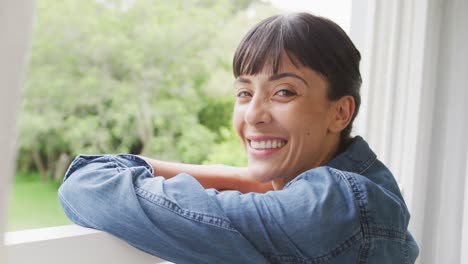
[203,127,247,166]
[7,173,71,231]
[198,97,234,140]
[18,0,279,181]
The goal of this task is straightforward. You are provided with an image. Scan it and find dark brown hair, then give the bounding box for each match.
[233,13,362,141]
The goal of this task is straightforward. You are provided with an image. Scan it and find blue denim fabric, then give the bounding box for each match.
[58,136,419,263]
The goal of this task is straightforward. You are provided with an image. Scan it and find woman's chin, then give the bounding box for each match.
[247,164,279,183]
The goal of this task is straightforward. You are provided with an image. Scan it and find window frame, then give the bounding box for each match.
[0,0,36,262]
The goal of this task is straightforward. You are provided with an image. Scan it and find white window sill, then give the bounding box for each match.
[5,225,172,264]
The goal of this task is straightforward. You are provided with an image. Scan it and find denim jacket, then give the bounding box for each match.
[58,136,419,263]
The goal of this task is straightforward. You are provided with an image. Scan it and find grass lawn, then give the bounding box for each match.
[7,173,71,231]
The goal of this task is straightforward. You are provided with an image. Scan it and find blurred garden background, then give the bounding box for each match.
[7,0,277,231]
[7,0,350,231]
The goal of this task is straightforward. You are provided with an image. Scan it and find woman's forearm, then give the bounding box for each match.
[139,157,273,193]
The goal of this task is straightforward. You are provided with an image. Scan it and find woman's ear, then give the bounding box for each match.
[328,96,355,134]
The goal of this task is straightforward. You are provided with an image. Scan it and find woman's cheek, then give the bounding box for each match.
[232,104,246,140]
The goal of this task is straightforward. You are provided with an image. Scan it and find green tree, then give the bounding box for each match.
[18,0,278,180]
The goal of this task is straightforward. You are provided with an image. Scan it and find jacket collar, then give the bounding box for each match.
[325,136,377,174]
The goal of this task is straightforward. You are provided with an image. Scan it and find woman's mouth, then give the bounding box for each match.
[247,138,288,158]
[249,139,287,149]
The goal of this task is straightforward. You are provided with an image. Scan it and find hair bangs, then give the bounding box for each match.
[233,15,308,78]
[232,13,362,141]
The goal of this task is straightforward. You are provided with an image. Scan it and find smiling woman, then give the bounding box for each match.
[58,12,419,263]
[233,54,354,189]
[231,13,361,190]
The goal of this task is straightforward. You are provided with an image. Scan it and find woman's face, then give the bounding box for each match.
[233,55,342,189]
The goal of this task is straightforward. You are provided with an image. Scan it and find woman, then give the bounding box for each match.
[59,13,419,263]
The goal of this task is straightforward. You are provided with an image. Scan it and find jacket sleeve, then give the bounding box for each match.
[58,154,361,263]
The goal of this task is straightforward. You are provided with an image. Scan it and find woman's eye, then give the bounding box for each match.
[237,91,252,98]
[275,89,296,97]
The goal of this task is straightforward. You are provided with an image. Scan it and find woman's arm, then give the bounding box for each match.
[139,157,273,193]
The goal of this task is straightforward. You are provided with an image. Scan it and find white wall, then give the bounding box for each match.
[0,0,35,262]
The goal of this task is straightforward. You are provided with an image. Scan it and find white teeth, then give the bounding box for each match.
[251,141,257,148]
[250,139,286,149]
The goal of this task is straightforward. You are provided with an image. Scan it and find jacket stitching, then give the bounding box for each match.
[63,157,87,182]
[402,239,409,264]
[350,153,376,175]
[368,225,406,241]
[261,231,364,264]
[58,189,99,228]
[357,157,376,174]
[60,188,176,263]
[261,168,370,263]
[135,187,239,233]
[338,170,371,263]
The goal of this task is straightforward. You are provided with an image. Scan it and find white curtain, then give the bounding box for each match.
[351,0,468,263]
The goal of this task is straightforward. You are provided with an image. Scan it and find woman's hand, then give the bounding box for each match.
[138,156,274,193]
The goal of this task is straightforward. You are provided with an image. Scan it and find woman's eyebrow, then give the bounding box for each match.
[234,77,251,84]
[268,72,308,86]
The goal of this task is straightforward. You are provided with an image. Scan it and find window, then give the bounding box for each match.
[3,0,468,263]
[6,0,352,232]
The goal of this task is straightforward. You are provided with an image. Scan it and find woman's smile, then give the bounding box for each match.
[246,137,288,158]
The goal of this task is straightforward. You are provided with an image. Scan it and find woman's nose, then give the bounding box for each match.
[244,96,272,126]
